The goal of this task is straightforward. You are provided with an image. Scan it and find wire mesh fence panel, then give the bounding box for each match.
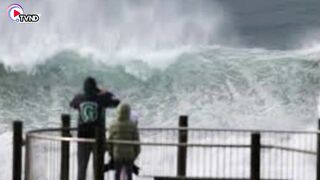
[186,130,252,178]
[26,135,62,180]
[25,128,320,180]
[186,146,251,178]
[26,129,97,180]
[135,144,177,177]
[261,132,317,180]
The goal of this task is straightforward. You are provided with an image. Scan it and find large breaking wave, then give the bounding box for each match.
[0,46,319,132]
[1,46,319,180]
[1,0,320,179]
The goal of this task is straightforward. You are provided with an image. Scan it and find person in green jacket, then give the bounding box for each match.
[107,103,140,180]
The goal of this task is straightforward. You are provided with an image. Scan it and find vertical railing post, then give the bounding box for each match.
[177,115,188,177]
[24,134,30,180]
[251,133,261,180]
[316,119,320,180]
[60,114,71,180]
[13,121,23,180]
[94,127,104,180]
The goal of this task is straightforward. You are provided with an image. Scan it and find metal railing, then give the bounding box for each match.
[12,115,320,180]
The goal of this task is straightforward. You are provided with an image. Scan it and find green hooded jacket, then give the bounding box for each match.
[108,104,140,162]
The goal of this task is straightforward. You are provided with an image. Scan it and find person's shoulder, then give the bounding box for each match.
[97,91,112,102]
[70,93,85,108]
[99,90,114,97]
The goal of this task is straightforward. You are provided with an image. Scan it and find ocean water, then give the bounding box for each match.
[0,0,320,179]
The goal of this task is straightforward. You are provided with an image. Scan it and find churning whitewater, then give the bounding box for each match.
[0,47,319,132]
[1,0,320,179]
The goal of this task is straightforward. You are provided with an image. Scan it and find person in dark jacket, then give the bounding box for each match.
[107,103,140,180]
[70,77,120,180]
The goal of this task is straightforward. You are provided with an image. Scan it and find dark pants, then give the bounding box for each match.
[115,161,133,180]
[77,142,94,180]
[77,127,106,180]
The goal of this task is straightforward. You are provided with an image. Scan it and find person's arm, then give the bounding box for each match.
[100,91,120,108]
[70,94,81,109]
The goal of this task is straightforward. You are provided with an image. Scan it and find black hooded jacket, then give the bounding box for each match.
[70,78,120,138]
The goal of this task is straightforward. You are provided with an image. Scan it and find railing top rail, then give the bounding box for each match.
[27,127,79,133]
[27,132,95,143]
[27,133,252,148]
[27,127,320,135]
[26,133,317,155]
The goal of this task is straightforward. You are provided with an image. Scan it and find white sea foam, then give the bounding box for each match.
[0,0,238,70]
[0,0,319,179]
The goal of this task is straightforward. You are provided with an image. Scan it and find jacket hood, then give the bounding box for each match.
[117,103,131,122]
[83,77,100,95]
